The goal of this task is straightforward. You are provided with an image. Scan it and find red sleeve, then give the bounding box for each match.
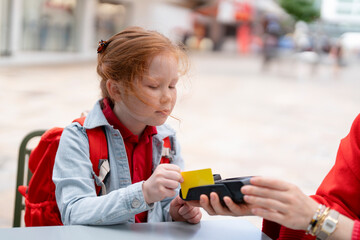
[353,220,360,240]
[262,219,281,239]
[312,114,360,219]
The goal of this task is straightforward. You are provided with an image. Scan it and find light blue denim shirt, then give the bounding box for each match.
[53,100,184,225]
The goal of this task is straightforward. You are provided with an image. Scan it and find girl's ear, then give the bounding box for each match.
[106,79,122,102]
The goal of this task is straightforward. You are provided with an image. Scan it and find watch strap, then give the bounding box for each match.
[316,210,339,240]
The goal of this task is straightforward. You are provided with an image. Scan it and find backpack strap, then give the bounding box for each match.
[73,117,109,196]
[160,136,174,164]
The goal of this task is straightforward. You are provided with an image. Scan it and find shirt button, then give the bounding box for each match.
[131,198,141,208]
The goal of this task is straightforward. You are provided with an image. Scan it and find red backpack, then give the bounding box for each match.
[18,117,108,227]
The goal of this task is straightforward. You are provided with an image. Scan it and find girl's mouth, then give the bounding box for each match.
[157,110,170,116]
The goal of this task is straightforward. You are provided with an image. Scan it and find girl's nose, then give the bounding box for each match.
[160,89,172,104]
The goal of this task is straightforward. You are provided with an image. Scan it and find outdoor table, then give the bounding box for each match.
[1,219,271,240]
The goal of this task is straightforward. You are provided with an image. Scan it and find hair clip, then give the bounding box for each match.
[97,40,109,53]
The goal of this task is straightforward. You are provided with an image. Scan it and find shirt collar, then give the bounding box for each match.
[102,98,157,142]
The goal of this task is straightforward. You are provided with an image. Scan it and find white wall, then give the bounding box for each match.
[76,0,96,54]
[9,0,22,54]
[125,0,192,41]
[321,0,360,23]
[149,3,192,41]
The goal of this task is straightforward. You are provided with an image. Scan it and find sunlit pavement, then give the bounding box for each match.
[1,51,360,228]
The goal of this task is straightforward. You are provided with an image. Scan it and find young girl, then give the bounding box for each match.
[53,27,202,225]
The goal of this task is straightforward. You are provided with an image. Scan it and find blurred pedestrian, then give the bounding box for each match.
[261,15,281,71]
[185,22,213,51]
[53,26,202,225]
[330,40,344,79]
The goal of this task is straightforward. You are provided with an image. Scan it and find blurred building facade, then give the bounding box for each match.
[318,0,360,37]
[315,0,360,63]
[0,0,194,65]
[0,0,293,65]
[4,0,357,66]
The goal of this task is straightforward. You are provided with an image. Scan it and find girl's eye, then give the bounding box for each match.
[148,85,158,89]
[169,85,176,89]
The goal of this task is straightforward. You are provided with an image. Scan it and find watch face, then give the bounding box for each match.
[323,218,336,233]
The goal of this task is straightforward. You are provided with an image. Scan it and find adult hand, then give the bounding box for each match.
[170,196,202,224]
[198,192,253,216]
[241,176,319,230]
[142,164,183,204]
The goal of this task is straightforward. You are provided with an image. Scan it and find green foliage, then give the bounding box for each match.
[279,0,320,23]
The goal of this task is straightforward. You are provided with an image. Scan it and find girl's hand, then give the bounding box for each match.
[198,192,253,216]
[142,164,183,204]
[241,176,319,230]
[170,196,202,224]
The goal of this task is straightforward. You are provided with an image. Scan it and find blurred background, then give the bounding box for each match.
[1,0,360,229]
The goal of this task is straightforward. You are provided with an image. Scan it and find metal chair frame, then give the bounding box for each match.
[13,130,46,227]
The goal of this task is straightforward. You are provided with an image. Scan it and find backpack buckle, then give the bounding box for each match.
[160,137,174,164]
[161,147,173,164]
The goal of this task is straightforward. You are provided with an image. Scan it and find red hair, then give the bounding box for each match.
[97,26,188,102]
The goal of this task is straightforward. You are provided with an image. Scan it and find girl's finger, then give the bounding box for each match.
[181,207,199,220]
[178,204,191,216]
[160,163,181,172]
[199,194,216,215]
[209,192,230,215]
[162,178,181,189]
[223,197,252,216]
[162,188,177,198]
[161,171,183,182]
[186,211,202,224]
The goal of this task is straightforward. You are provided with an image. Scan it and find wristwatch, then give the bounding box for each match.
[316,210,339,240]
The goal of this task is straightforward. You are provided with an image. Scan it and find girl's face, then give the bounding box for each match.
[114,53,179,135]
